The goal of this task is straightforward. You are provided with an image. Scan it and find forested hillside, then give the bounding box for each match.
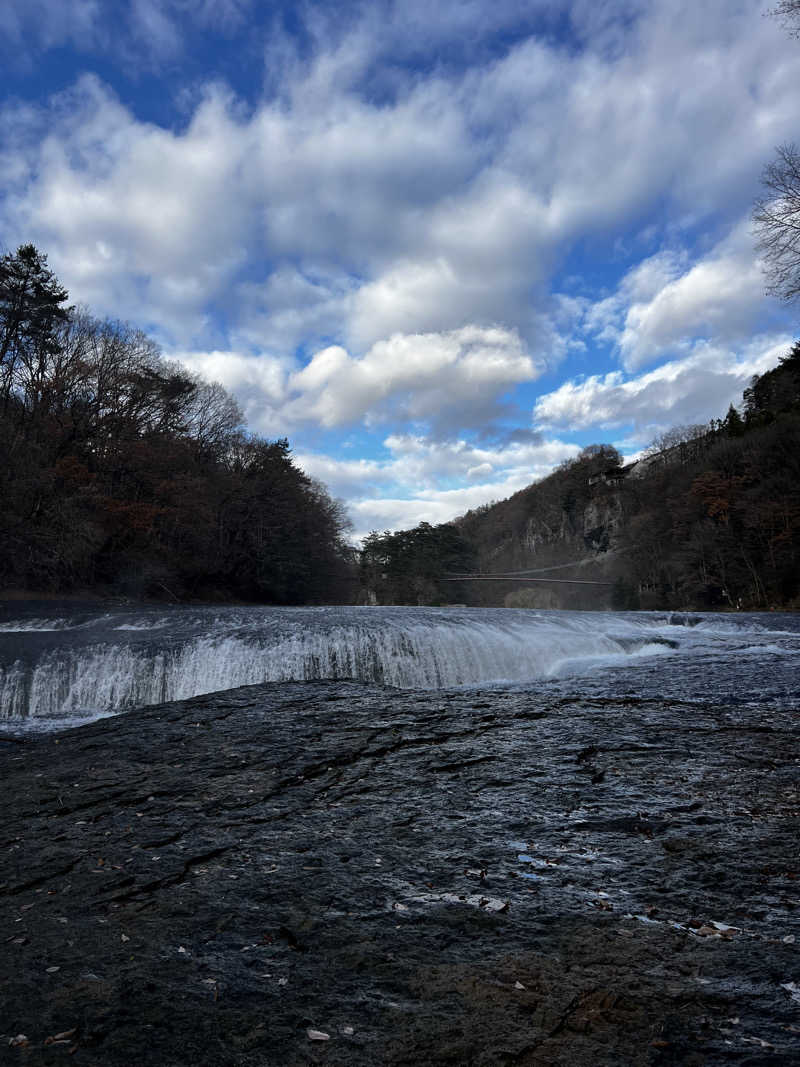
[0,245,354,601]
[5,243,798,611]
[363,347,800,611]
[620,348,800,609]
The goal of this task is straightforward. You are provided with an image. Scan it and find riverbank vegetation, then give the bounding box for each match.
[0,245,355,602]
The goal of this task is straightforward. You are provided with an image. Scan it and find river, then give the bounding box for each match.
[2,602,798,729]
[3,602,800,1062]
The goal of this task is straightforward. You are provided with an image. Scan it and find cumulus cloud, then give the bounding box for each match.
[234,268,357,356]
[575,222,771,371]
[285,326,541,434]
[169,348,290,415]
[0,78,253,343]
[173,326,541,439]
[618,227,768,370]
[1,0,795,360]
[533,335,792,438]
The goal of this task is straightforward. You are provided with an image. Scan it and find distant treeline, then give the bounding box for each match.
[0,245,355,601]
[363,348,800,611]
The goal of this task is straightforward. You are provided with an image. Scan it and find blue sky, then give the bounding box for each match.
[1,0,796,539]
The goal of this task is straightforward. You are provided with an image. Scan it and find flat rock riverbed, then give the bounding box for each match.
[1,681,799,1065]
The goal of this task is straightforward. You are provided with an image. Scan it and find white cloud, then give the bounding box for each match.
[169,348,290,434]
[285,325,541,433]
[2,78,252,342]
[2,0,795,361]
[171,326,541,439]
[579,222,770,371]
[533,335,792,438]
[234,268,355,355]
[129,0,183,62]
[297,432,580,540]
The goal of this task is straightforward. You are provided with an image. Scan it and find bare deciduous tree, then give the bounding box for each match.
[768,1,800,36]
[753,143,800,302]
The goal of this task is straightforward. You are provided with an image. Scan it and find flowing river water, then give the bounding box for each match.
[1,602,798,730]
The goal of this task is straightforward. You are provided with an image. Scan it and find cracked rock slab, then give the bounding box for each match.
[1,680,799,1065]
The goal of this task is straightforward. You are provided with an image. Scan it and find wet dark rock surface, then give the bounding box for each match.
[1,681,799,1065]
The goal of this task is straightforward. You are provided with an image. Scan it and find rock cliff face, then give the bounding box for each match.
[463,477,629,609]
[518,490,625,559]
[581,489,625,553]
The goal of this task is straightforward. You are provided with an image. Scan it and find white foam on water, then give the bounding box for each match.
[1,606,798,729]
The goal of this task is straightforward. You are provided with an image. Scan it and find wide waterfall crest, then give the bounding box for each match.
[0,607,652,723]
[3,604,791,728]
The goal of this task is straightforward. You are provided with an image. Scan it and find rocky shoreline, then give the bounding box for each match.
[2,681,799,1065]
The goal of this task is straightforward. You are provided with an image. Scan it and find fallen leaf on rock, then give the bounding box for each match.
[44,1028,77,1046]
[307,1029,330,1041]
[708,921,738,934]
[691,921,738,938]
[742,1036,775,1049]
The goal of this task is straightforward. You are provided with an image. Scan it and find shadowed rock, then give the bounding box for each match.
[1,681,798,1065]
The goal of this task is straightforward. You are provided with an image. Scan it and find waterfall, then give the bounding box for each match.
[0,604,709,726]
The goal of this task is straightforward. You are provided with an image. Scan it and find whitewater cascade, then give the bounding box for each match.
[0,607,648,723]
[1,604,792,728]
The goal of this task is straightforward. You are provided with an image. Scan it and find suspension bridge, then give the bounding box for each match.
[440,560,614,586]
